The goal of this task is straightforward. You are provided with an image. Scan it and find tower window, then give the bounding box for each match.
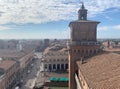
[74,50,76,53]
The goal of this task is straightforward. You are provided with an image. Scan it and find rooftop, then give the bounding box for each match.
[69,20,100,26]
[77,52,120,88]
[43,46,68,55]
[0,48,34,59]
[0,60,16,71]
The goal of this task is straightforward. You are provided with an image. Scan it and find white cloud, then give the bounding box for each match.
[98,25,120,31]
[0,0,119,24]
[0,25,11,30]
[114,25,120,30]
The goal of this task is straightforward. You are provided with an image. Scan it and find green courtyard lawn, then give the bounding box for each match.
[50,87,68,89]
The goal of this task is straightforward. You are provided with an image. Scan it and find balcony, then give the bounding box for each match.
[68,41,101,46]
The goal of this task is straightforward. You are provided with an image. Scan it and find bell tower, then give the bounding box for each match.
[68,3,101,89]
[78,2,87,20]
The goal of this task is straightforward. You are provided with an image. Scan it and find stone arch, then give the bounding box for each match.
[53,64,56,70]
[74,49,77,53]
[65,63,68,70]
[44,64,47,69]
[49,64,52,71]
[57,64,60,70]
[61,64,64,70]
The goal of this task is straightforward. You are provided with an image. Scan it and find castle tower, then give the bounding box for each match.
[68,3,101,89]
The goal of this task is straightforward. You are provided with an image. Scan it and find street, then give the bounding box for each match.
[20,52,42,89]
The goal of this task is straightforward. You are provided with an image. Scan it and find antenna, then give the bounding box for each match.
[80,1,85,9]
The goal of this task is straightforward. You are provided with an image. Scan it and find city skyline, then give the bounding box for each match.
[0,0,120,39]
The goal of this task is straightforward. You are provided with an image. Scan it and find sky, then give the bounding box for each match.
[0,0,120,39]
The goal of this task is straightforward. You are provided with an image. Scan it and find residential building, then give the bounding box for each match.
[0,60,19,89]
[42,45,68,72]
[0,47,35,89]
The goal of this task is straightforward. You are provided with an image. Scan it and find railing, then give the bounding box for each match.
[68,41,101,46]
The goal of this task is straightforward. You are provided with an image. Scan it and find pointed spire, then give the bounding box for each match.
[81,2,85,9]
[78,2,88,20]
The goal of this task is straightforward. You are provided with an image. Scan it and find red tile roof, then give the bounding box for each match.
[77,52,120,88]
[0,60,16,71]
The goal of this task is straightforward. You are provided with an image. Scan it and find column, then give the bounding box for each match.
[56,64,57,70]
[64,64,66,70]
[46,64,48,71]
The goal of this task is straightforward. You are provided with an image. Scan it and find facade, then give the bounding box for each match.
[42,46,68,72]
[0,40,18,50]
[18,50,35,80]
[0,60,19,89]
[68,3,101,89]
[0,48,35,89]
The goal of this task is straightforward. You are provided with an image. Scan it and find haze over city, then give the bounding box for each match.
[0,0,120,39]
[0,0,120,89]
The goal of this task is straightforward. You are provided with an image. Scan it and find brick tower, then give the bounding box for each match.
[68,3,101,89]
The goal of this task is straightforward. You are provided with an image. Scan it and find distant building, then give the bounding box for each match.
[0,40,18,50]
[44,39,50,48]
[16,41,23,52]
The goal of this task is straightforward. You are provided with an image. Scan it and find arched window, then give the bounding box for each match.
[78,50,80,53]
[74,49,76,53]
[44,64,47,69]
[53,64,56,69]
[57,64,60,70]
[61,64,64,70]
[49,64,52,71]
[65,63,68,69]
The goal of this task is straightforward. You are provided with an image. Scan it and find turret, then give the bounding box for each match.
[78,2,87,20]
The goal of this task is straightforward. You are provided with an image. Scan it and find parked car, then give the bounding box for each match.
[27,70,31,74]
[15,86,20,89]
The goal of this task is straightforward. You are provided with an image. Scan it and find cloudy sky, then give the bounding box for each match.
[0,0,120,39]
